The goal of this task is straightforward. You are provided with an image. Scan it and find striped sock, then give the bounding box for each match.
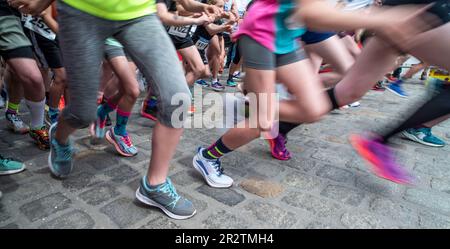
[202,137,233,160]
[114,108,130,136]
[147,96,157,108]
[6,101,19,115]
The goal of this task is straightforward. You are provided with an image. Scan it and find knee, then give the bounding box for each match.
[126,85,140,100]
[21,71,44,93]
[192,64,205,78]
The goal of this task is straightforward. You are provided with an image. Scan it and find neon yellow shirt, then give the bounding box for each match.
[63,0,156,21]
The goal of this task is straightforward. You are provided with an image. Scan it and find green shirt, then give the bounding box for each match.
[63,0,156,21]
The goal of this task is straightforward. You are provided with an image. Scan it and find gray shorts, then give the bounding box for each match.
[104,44,131,61]
[239,35,306,70]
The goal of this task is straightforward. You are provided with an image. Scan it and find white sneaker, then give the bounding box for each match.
[6,113,30,134]
[192,147,233,188]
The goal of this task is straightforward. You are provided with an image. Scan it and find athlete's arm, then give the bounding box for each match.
[204,23,233,36]
[41,5,58,33]
[7,0,54,15]
[157,3,213,26]
[177,0,222,16]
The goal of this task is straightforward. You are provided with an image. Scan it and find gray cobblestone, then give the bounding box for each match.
[202,210,249,229]
[104,165,140,184]
[316,165,354,183]
[140,216,181,229]
[79,184,120,206]
[39,210,95,229]
[282,172,323,191]
[320,185,365,207]
[404,188,450,214]
[243,200,297,228]
[197,185,245,207]
[282,191,341,217]
[340,212,392,229]
[19,193,72,222]
[100,197,155,228]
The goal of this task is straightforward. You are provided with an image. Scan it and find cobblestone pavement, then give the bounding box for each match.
[1,78,449,229]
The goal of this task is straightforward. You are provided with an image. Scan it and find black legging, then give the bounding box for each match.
[382,83,450,142]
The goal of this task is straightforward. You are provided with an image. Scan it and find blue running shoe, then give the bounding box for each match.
[136,177,196,220]
[387,80,408,98]
[195,79,209,87]
[226,79,237,87]
[48,122,74,178]
[210,81,225,92]
[402,128,446,147]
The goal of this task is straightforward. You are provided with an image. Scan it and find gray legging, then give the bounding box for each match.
[58,2,190,129]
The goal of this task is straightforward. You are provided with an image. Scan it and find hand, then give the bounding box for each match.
[7,0,53,15]
[203,5,221,17]
[195,13,213,25]
[224,24,233,33]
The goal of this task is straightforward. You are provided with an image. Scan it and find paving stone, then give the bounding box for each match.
[404,188,450,214]
[414,160,450,178]
[0,204,10,223]
[306,221,342,229]
[140,216,181,229]
[282,191,341,217]
[240,178,284,198]
[320,185,365,207]
[202,210,249,229]
[244,200,297,228]
[39,210,95,229]
[121,152,150,165]
[340,212,392,229]
[3,178,51,202]
[418,211,450,229]
[104,164,140,184]
[311,149,351,166]
[283,157,317,173]
[369,198,418,228]
[196,185,245,207]
[79,184,120,206]
[282,172,323,191]
[100,197,155,228]
[430,178,450,194]
[170,170,203,186]
[355,175,404,197]
[246,161,286,178]
[82,153,122,171]
[315,165,354,183]
[19,193,72,222]
[0,170,34,186]
[0,223,19,229]
[62,172,102,192]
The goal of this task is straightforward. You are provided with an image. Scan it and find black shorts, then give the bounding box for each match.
[169,34,194,50]
[24,29,64,69]
[198,48,208,65]
[301,31,336,45]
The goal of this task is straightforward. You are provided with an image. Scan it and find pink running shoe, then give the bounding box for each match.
[350,134,415,185]
[267,134,291,161]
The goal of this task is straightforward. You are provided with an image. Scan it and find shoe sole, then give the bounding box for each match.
[135,188,196,220]
[349,134,414,185]
[386,87,407,98]
[0,166,26,175]
[401,131,445,148]
[105,130,137,157]
[48,123,69,179]
[192,155,233,188]
[7,123,29,134]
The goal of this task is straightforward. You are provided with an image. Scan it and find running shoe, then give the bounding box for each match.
[340,101,361,109]
[232,71,245,79]
[402,128,446,147]
[45,110,59,126]
[105,128,138,157]
[350,134,415,185]
[386,75,398,82]
[0,97,5,109]
[195,79,209,87]
[210,81,225,92]
[140,101,158,121]
[106,113,112,127]
[5,112,29,134]
[226,79,237,87]
[387,80,408,97]
[90,106,108,138]
[136,177,196,220]
[0,154,26,175]
[192,147,233,188]
[29,126,50,150]
[267,133,291,161]
[48,122,73,178]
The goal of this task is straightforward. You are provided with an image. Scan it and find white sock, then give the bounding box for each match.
[25,98,46,129]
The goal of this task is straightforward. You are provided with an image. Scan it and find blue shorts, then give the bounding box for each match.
[301,31,335,45]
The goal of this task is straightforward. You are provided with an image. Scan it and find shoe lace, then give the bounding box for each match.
[211,159,224,176]
[275,135,289,155]
[159,179,181,208]
[419,128,432,137]
[120,134,132,147]
[8,113,23,124]
[55,142,72,161]
[0,155,17,165]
